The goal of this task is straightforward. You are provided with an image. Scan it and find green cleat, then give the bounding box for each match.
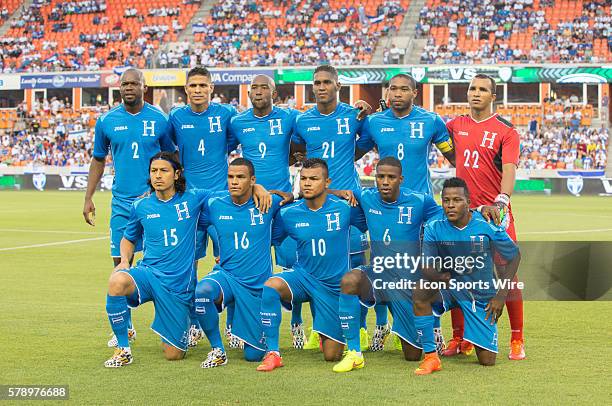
[333,350,365,373]
[303,328,321,350]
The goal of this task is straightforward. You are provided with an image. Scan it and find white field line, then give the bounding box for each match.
[0,236,107,251]
[521,228,612,235]
[0,228,106,235]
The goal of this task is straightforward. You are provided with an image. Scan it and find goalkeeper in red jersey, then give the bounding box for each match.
[444,74,525,361]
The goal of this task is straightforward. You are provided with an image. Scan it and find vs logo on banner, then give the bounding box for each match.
[32,173,46,191]
[567,176,584,196]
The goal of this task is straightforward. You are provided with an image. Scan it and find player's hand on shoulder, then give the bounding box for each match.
[270,190,294,207]
[253,184,272,213]
[83,198,96,226]
[330,189,358,207]
[478,205,501,226]
[354,100,372,120]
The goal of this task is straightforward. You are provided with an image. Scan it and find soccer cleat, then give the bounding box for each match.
[508,339,526,360]
[359,328,370,352]
[201,348,228,368]
[414,353,442,376]
[442,337,474,356]
[225,325,244,349]
[393,334,403,351]
[460,339,475,356]
[303,328,321,350]
[104,347,133,368]
[188,324,204,348]
[434,327,446,355]
[256,352,284,372]
[291,323,306,349]
[369,324,391,352]
[107,328,136,348]
[332,350,365,373]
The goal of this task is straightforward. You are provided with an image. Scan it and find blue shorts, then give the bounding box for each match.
[350,252,366,268]
[110,197,142,257]
[437,290,498,353]
[122,265,191,351]
[357,266,420,349]
[203,270,265,351]
[274,237,297,269]
[275,268,343,344]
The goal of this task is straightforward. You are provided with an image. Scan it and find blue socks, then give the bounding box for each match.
[415,315,436,353]
[195,280,224,351]
[260,286,282,352]
[375,304,389,326]
[226,303,235,330]
[106,294,130,348]
[360,304,368,329]
[339,293,361,352]
[291,301,303,325]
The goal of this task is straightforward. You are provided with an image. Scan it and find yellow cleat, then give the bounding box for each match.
[333,350,365,373]
[303,328,321,350]
[359,328,370,352]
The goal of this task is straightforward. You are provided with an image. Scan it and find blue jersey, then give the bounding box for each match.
[199,193,283,288]
[356,187,442,261]
[273,195,366,288]
[123,189,213,297]
[93,103,175,200]
[357,106,451,195]
[230,106,298,192]
[294,103,363,191]
[423,212,519,301]
[168,103,237,190]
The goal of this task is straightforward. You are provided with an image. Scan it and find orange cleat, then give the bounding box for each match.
[508,339,526,360]
[256,352,284,372]
[442,338,474,356]
[460,340,475,356]
[414,353,442,376]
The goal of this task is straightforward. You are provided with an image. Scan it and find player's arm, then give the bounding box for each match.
[269,190,294,207]
[328,189,358,207]
[162,114,179,160]
[115,238,136,272]
[433,114,455,167]
[485,232,521,325]
[495,128,521,223]
[253,184,272,213]
[271,208,288,246]
[354,100,372,120]
[226,106,240,153]
[350,204,368,233]
[116,204,142,271]
[83,119,109,226]
[355,116,374,160]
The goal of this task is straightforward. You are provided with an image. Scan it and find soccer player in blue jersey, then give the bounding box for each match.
[195,158,288,368]
[412,177,520,375]
[103,152,212,367]
[168,66,238,347]
[292,65,377,349]
[256,159,367,372]
[83,68,175,348]
[357,73,456,195]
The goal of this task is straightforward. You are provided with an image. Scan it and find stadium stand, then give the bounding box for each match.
[0,0,199,72]
[163,0,410,67]
[417,0,611,64]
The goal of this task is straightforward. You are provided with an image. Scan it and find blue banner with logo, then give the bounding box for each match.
[20,73,102,89]
[209,69,275,85]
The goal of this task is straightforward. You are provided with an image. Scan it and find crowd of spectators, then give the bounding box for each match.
[417,0,611,64]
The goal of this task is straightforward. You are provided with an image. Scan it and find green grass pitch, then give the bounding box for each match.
[0,191,610,404]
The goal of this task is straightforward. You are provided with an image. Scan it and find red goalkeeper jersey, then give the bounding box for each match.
[446,113,520,207]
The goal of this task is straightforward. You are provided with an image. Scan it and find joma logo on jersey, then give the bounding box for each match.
[142,120,156,137]
[368,208,382,215]
[458,131,469,137]
[175,202,190,221]
[307,126,320,132]
[242,127,255,133]
[480,131,497,149]
[114,125,128,131]
[181,124,194,129]
[326,213,340,231]
[269,119,283,135]
[219,215,234,220]
[381,127,395,133]
[146,213,160,219]
[336,118,350,134]
[470,235,486,252]
[249,208,264,226]
[295,222,310,228]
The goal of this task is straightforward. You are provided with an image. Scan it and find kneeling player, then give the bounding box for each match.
[257,159,367,371]
[195,158,284,367]
[412,177,520,375]
[103,153,215,367]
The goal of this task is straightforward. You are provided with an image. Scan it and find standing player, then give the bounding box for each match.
[167,66,237,347]
[103,153,212,367]
[445,74,525,360]
[195,158,284,367]
[83,68,175,347]
[355,73,454,350]
[412,177,521,375]
[256,159,367,371]
[293,65,373,349]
